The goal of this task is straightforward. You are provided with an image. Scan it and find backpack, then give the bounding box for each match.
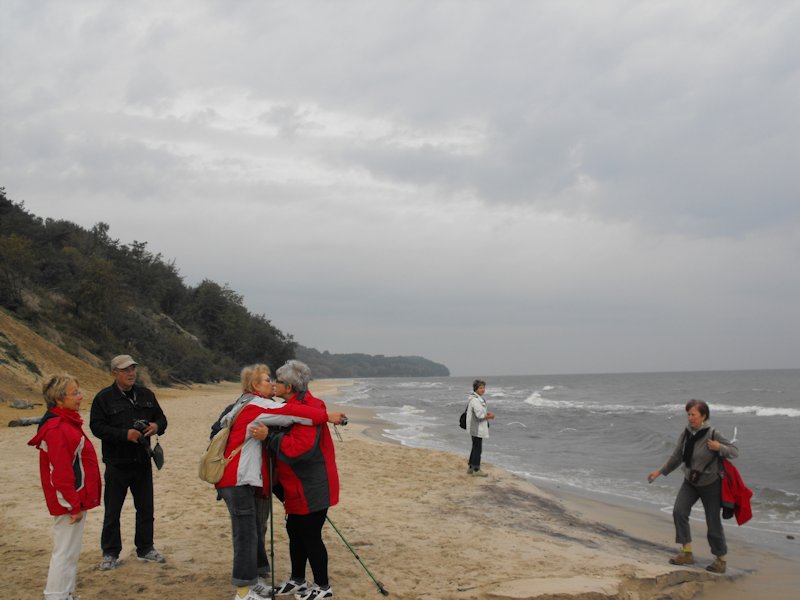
[198,410,245,484]
[459,403,469,429]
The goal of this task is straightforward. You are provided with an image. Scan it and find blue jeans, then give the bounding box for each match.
[218,485,271,587]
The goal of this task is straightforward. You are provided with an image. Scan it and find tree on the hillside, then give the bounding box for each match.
[0,234,36,308]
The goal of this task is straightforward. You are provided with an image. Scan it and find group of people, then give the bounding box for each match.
[29,354,167,600]
[30,354,343,600]
[464,382,741,575]
[212,360,345,600]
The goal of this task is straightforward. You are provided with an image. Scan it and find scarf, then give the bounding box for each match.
[682,427,709,468]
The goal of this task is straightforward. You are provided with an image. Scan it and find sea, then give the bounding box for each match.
[333,369,800,556]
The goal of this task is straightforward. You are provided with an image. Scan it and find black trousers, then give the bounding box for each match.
[286,509,329,586]
[468,436,483,470]
[101,462,154,558]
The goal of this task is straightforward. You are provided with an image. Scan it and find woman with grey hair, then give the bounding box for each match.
[214,363,345,600]
[251,360,342,600]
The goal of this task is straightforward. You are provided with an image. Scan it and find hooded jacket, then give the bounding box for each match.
[268,391,339,514]
[215,393,329,490]
[28,407,102,516]
[467,391,490,439]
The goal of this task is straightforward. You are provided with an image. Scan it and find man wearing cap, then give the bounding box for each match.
[90,355,168,571]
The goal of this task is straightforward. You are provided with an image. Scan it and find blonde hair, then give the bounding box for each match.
[240,363,271,393]
[42,373,79,409]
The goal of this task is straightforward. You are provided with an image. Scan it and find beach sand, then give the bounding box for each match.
[1,380,796,599]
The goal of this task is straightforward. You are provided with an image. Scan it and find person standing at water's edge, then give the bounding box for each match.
[466,379,495,477]
[89,355,168,571]
[647,399,738,574]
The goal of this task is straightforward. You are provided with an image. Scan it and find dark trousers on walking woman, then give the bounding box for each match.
[673,478,727,557]
[468,436,483,471]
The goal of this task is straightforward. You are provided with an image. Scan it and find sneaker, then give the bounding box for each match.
[706,557,727,573]
[274,579,308,596]
[669,551,694,565]
[234,584,273,600]
[472,469,488,478]
[99,555,119,571]
[137,548,166,563]
[297,585,333,600]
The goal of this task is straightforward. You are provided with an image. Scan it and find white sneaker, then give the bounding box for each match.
[296,584,333,600]
[274,578,308,596]
[234,583,273,600]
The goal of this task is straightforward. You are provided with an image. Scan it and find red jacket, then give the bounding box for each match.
[215,394,329,490]
[721,458,753,525]
[269,391,339,515]
[28,408,102,516]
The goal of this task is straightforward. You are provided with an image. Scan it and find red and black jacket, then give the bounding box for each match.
[268,391,339,514]
[28,407,102,516]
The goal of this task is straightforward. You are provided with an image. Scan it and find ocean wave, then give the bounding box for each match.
[711,403,800,418]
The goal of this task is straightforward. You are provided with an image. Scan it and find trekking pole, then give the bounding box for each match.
[268,452,276,599]
[325,516,389,596]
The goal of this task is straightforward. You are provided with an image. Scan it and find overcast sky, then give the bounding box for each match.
[2,1,799,376]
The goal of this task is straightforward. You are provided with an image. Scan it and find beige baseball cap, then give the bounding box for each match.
[110,355,138,371]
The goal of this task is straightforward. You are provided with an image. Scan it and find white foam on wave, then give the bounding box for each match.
[712,403,800,418]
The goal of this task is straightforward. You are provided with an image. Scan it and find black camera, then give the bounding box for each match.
[133,419,149,433]
[340,417,348,426]
[688,469,702,484]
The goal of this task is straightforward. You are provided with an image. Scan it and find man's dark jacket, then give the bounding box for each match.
[90,383,168,466]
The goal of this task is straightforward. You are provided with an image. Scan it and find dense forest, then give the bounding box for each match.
[0,189,449,383]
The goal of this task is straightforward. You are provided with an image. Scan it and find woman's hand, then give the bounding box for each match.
[328,412,347,425]
[486,411,496,420]
[249,422,269,441]
[707,439,721,452]
[647,470,661,483]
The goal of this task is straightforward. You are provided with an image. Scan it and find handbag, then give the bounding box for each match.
[150,436,164,470]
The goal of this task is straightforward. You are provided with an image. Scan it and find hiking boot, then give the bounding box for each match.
[297,584,333,600]
[99,555,119,571]
[669,551,694,565]
[274,579,308,596]
[706,557,727,573]
[137,548,166,563]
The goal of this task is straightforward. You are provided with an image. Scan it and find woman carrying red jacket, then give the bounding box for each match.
[251,360,345,600]
[28,374,101,600]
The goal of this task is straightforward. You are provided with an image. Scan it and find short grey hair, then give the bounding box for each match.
[276,360,312,392]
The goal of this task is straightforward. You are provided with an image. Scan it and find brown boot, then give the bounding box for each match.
[706,557,727,573]
[669,551,694,565]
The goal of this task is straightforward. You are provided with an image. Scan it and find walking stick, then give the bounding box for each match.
[326,516,389,596]
[268,452,276,599]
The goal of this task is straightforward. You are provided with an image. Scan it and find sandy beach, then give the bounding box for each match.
[1,380,796,600]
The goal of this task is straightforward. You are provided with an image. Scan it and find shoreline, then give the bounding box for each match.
[326,378,800,599]
[1,379,796,599]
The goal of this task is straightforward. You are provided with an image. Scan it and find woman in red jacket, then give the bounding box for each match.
[29,374,101,600]
[251,360,343,600]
